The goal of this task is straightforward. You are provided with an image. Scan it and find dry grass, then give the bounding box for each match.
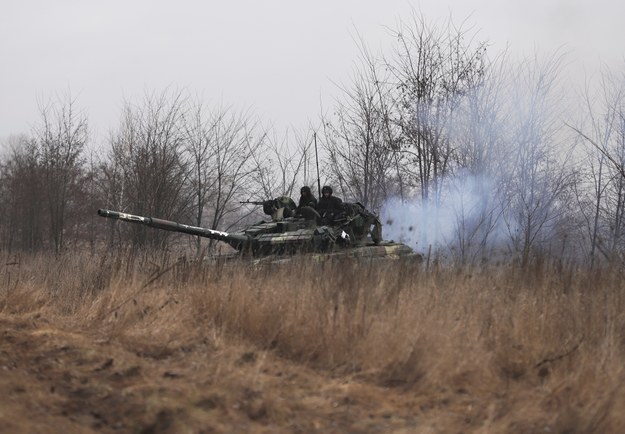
[1,251,625,432]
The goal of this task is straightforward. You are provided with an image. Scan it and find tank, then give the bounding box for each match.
[97,200,420,261]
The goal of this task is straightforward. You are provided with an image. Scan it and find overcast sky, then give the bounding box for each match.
[1,0,623,145]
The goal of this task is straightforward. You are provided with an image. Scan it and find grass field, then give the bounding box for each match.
[1,251,624,433]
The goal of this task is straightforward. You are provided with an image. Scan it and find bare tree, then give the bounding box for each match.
[571,66,625,265]
[442,55,510,264]
[35,94,88,253]
[0,135,45,252]
[183,100,218,254]
[0,94,89,255]
[321,40,401,212]
[249,128,318,200]
[500,53,575,267]
[184,102,267,254]
[102,90,190,249]
[387,12,488,205]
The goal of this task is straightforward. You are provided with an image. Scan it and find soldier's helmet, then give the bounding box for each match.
[301,186,312,195]
[321,185,333,195]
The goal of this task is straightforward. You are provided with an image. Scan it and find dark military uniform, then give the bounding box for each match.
[342,202,383,244]
[298,186,318,209]
[316,185,343,224]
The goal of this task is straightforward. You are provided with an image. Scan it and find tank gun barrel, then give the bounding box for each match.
[97,209,250,250]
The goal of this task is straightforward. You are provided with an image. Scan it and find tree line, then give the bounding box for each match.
[1,12,624,267]
[0,92,309,256]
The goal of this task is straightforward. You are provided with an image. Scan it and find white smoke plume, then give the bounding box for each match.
[380,172,508,262]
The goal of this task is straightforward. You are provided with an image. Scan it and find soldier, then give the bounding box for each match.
[342,202,383,244]
[298,186,317,209]
[295,185,320,221]
[316,185,343,224]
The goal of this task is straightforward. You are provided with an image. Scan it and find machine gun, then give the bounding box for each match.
[240,197,297,220]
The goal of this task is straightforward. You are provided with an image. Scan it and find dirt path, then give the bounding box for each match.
[0,313,496,433]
